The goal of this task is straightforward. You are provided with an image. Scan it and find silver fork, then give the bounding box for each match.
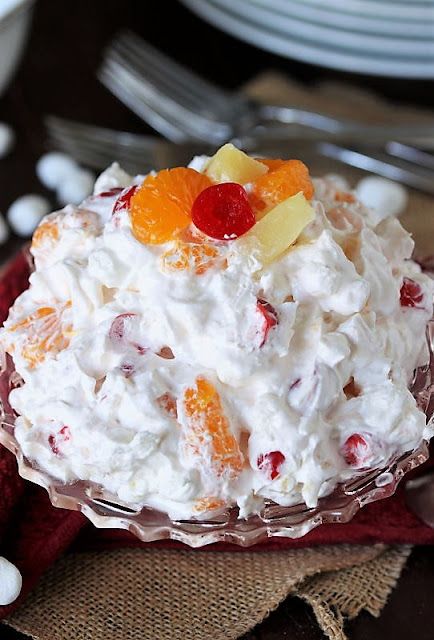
[45,116,212,175]
[98,30,434,148]
[45,116,434,195]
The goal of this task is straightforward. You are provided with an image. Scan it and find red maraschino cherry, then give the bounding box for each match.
[191,183,255,240]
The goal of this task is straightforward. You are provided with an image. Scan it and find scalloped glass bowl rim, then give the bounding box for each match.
[0,319,433,547]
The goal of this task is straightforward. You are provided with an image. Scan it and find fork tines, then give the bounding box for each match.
[46,116,158,175]
[98,29,237,144]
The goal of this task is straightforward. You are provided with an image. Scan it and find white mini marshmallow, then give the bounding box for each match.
[0,557,22,606]
[324,173,351,192]
[7,195,51,237]
[36,152,78,190]
[0,123,15,159]
[0,213,10,244]
[57,168,95,206]
[356,176,408,224]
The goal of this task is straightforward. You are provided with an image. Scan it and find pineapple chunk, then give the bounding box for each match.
[237,192,315,265]
[205,143,268,184]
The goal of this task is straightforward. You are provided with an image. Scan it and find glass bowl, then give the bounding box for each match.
[1,323,433,547]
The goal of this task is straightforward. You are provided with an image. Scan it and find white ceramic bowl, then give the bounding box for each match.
[0,0,35,97]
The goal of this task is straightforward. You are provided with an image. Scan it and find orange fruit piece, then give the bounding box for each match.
[256,158,286,171]
[31,220,59,250]
[183,377,243,478]
[161,241,223,275]
[193,497,226,514]
[156,392,178,419]
[130,168,212,245]
[250,159,314,214]
[326,206,362,232]
[247,192,268,219]
[334,191,356,203]
[9,302,73,368]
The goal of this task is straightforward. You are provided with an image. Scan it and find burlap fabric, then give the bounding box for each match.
[4,74,434,639]
[5,545,409,640]
[298,546,412,640]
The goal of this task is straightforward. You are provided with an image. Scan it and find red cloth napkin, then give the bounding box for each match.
[0,249,433,619]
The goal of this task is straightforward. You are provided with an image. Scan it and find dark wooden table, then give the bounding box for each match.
[1,2,434,638]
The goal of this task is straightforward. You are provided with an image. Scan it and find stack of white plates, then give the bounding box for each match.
[181,0,434,78]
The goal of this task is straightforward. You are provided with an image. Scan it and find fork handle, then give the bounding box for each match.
[318,143,434,195]
[257,104,434,147]
[236,135,434,195]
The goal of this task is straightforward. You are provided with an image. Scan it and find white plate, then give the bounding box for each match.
[371,0,434,3]
[212,0,434,58]
[249,0,434,37]
[181,0,434,77]
[296,0,434,21]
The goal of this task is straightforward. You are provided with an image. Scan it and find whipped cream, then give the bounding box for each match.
[1,160,433,520]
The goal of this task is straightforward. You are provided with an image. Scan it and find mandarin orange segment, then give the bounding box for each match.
[156,392,178,419]
[193,497,226,514]
[334,191,356,203]
[31,220,60,250]
[250,159,314,213]
[248,192,268,220]
[326,206,362,232]
[256,158,286,171]
[130,168,212,245]
[9,302,73,368]
[161,241,223,275]
[183,377,243,478]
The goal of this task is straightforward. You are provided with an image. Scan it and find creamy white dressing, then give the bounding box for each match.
[1,162,433,520]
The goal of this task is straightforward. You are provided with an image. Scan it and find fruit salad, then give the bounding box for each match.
[1,144,433,520]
